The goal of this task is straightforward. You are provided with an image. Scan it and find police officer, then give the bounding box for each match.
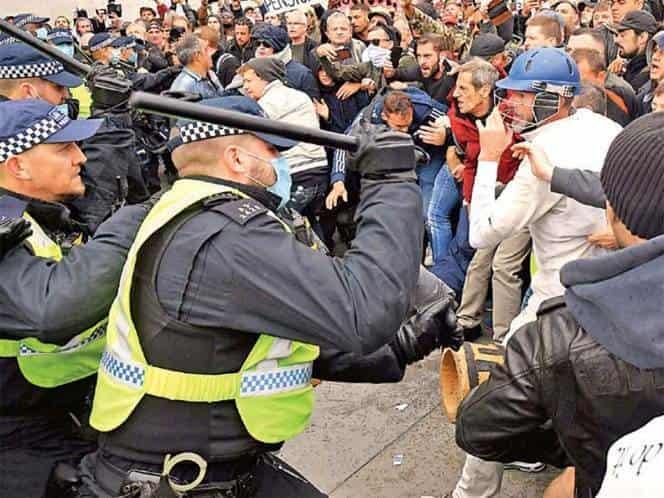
[0,99,151,498]
[0,41,150,233]
[76,96,461,498]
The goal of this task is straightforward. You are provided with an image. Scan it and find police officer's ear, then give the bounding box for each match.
[17,82,41,101]
[2,155,32,181]
[224,145,247,174]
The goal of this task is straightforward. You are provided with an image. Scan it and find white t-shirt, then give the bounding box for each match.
[597,414,664,497]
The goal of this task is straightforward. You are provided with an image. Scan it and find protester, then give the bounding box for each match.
[228,16,256,62]
[170,34,223,97]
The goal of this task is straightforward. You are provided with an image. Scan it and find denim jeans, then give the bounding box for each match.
[416,161,442,226]
[430,205,476,299]
[428,164,461,265]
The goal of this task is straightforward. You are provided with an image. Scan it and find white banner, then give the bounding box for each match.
[263,0,322,15]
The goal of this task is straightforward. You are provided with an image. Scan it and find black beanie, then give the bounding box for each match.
[600,112,664,240]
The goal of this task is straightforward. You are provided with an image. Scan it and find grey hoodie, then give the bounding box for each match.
[562,235,664,369]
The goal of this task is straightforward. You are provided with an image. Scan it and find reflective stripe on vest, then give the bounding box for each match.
[0,213,106,387]
[90,179,320,444]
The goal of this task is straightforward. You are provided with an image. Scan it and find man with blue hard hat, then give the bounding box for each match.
[0,99,152,498]
[75,96,461,498]
[450,47,623,498]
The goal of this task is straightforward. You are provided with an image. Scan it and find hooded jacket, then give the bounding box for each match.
[456,235,664,497]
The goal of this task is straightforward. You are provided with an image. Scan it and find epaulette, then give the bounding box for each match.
[207,197,268,226]
[536,296,567,317]
[0,195,27,223]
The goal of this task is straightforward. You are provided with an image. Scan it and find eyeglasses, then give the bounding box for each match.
[368,38,388,46]
[286,22,306,26]
[256,40,273,48]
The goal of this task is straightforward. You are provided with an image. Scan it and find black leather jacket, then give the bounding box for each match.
[455,297,664,497]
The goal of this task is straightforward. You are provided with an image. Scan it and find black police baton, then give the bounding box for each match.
[0,18,91,77]
[129,92,360,152]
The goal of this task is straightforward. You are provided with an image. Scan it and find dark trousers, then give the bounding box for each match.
[77,451,327,498]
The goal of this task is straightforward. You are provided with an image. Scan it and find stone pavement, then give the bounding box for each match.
[281,353,557,498]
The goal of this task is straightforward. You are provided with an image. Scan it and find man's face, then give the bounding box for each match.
[326,16,352,45]
[120,47,135,62]
[368,28,394,50]
[524,25,557,50]
[77,19,93,35]
[264,13,281,26]
[651,46,664,82]
[382,109,413,132]
[207,17,221,32]
[109,13,121,29]
[24,79,68,105]
[242,69,268,100]
[417,42,440,78]
[576,58,605,85]
[141,10,155,23]
[147,27,164,46]
[567,33,605,57]
[55,17,70,29]
[444,2,463,20]
[235,25,251,46]
[616,29,643,57]
[255,40,275,57]
[611,0,642,22]
[593,8,612,26]
[653,91,664,111]
[286,14,307,41]
[221,12,234,26]
[350,9,370,35]
[18,142,86,202]
[127,25,146,40]
[498,90,538,131]
[197,38,215,70]
[453,72,489,115]
[555,3,579,30]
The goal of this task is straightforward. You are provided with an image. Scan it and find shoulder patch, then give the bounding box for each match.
[0,196,27,223]
[536,296,566,316]
[210,198,268,225]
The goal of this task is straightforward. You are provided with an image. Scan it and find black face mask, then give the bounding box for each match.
[222,21,233,28]
[65,97,80,120]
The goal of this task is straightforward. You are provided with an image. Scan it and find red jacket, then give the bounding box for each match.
[448,101,521,203]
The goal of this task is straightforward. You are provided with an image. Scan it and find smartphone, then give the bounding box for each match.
[390,47,403,68]
[336,47,352,61]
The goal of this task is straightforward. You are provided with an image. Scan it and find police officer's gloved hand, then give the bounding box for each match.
[0,217,32,259]
[390,291,463,367]
[348,121,417,182]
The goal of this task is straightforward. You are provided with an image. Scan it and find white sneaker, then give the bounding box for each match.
[504,461,546,473]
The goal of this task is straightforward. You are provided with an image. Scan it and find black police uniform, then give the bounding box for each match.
[0,190,150,498]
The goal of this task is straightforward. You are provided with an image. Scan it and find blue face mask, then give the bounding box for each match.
[241,150,292,210]
[56,103,70,117]
[128,51,138,65]
[111,49,121,65]
[57,44,75,58]
[35,27,48,40]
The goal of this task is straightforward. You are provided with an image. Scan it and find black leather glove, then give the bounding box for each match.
[348,120,416,180]
[0,217,32,259]
[391,293,463,367]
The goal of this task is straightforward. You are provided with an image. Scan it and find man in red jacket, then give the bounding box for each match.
[447,59,530,343]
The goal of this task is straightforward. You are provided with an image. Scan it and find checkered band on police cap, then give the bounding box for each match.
[0,111,69,163]
[0,60,66,80]
[168,121,245,151]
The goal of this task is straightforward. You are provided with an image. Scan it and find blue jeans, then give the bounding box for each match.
[431,205,476,298]
[416,161,442,229]
[428,164,461,264]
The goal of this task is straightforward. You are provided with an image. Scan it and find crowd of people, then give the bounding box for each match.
[0,0,664,496]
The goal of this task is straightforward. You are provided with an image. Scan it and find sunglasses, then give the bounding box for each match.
[256,40,273,48]
[368,38,387,46]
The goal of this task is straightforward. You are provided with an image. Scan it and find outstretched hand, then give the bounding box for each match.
[511,142,554,182]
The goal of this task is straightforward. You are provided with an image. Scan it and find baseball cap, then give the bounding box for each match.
[469,33,506,58]
[47,29,74,46]
[168,96,297,152]
[89,32,114,52]
[0,43,82,88]
[610,10,658,34]
[0,100,102,163]
[111,36,137,50]
[13,13,50,28]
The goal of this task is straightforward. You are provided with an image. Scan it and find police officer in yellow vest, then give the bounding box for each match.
[76,96,461,498]
[0,99,151,498]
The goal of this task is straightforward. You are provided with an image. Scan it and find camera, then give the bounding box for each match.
[107,1,123,18]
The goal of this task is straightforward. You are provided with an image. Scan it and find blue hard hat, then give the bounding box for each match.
[0,99,102,163]
[0,43,82,88]
[169,96,297,152]
[496,48,581,97]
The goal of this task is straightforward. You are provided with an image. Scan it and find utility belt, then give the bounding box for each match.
[95,451,258,498]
